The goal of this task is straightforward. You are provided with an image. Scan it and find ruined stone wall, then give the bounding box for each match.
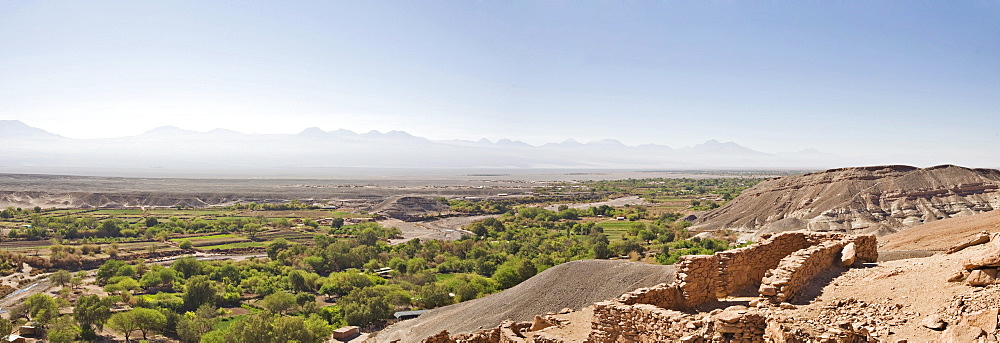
[676,254,719,306]
[589,301,698,342]
[616,232,878,310]
[758,240,848,303]
[715,231,877,297]
[714,232,815,297]
[590,302,770,343]
[852,234,878,263]
[617,283,683,309]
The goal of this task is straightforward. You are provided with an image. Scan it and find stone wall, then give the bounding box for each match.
[589,302,770,343]
[611,231,877,310]
[757,240,849,303]
[715,231,877,297]
[589,301,700,342]
[714,232,816,297]
[617,283,683,309]
[677,254,719,306]
[416,231,880,342]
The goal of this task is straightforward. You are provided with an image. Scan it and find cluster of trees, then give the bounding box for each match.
[444,194,604,215]
[0,205,42,218]
[7,213,287,242]
[224,200,320,211]
[579,177,764,201]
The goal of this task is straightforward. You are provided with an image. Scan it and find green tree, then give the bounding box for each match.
[183,275,220,310]
[331,218,345,228]
[179,239,194,250]
[46,315,78,343]
[74,294,112,337]
[259,291,297,314]
[97,259,136,284]
[177,305,219,343]
[172,256,203,279]
[50,269,71,288]
[25,293,59,324]
[108,308,166,342]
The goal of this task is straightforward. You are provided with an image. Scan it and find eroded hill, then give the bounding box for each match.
[691,165,1000,239]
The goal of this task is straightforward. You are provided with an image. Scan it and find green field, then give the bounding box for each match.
[198,242,267,250]
[171,233,240,243]
[597,220,646,240]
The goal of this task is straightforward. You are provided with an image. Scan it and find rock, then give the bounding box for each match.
[940,324,985,343]
[948,232,991,254]
[759,284,778,296]
[716,310,743,324]
[764,322,788,342]
[840,242,857,267]
[779,302,796,309]
[967,269,999,287]
[529,315,553,331]
[948,270,970,282]
[558,308,573,314]
[963,244,1000,270]
[921,314,947,330]
[960,308,999,332]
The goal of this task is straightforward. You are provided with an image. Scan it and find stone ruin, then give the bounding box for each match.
[419,231,879,343]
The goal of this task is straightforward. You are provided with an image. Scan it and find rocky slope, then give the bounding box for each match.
[691,165,1000,239]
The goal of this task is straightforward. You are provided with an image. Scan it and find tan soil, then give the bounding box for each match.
[880,209,1000,251]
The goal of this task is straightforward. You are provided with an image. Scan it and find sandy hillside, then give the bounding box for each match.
[372,259,676,343]
[880,209,1000,251]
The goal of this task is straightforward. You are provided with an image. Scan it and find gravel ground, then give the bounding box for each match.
[372,259,675,343]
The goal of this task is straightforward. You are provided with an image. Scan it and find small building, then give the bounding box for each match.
[394,310,428,320]
[18,324,36,337]
[331,326,360,340]
[5,334,25,343]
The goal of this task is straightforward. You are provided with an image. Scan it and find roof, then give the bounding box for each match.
[393,310,427,318]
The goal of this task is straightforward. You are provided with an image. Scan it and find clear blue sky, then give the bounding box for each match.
[1,1,998,164]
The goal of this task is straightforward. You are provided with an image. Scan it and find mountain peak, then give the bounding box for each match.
[298,127,327,136]
[0,120,63,139]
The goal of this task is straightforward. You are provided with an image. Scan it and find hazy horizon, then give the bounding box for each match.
[2,2,998,169]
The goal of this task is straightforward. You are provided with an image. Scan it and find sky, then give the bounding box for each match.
[1,1,998,164]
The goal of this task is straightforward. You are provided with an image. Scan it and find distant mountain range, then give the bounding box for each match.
[0,120,852,176]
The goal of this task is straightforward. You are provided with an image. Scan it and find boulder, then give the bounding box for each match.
[967,269,999,287]
[921,314,947,330]
[529,315,554,331]
[948,270,970,283]
[947,232,991,254]
[939,324,985,343]
[962,244,1000,270]
[840,243,857,267]
[960,308,999,333]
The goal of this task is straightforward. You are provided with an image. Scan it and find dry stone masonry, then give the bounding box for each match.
[418,231,878,343]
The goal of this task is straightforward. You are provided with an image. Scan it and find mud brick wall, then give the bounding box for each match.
[758,240,848,303]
